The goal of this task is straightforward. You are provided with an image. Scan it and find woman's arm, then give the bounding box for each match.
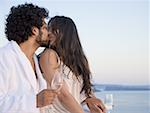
[81,92,106,113]
[84,97,106,113]
[57,81,84,113]
[39,49,84,113]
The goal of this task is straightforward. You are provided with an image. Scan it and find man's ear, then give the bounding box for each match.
[32,27,39,36]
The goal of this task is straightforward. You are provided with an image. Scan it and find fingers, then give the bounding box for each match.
[90,105,105,113]
[87,97,107,113]
[91,98,106,113]
[43,89,58,104]
[95,105,103,113]
[90,105,103,113]
[96,105,107,113]
[36,89,58,108]
[97,104,107,113]
[96,100,107,113]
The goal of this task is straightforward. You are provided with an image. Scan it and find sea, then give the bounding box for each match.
[84,90,150,113]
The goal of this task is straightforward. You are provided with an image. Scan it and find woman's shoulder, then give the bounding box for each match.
[40,49,60,68]
[40,49,57,59]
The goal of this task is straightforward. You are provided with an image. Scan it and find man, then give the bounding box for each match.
[0,3,57,113]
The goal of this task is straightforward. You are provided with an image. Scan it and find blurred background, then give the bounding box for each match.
[0,0,149,113]
[0,0,149,85]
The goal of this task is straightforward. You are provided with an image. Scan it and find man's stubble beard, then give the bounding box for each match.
[36,30,49,48]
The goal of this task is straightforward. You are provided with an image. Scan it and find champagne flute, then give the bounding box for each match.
[45,67,63,113]
[104,94,114,113]
[51,69,63,91]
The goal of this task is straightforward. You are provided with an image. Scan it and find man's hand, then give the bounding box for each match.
[85,97,106,113]
[36,89,58,108]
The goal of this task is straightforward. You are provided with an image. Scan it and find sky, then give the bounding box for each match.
[0,0,149,85]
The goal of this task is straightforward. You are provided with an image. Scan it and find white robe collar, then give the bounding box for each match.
[10,40,46,93]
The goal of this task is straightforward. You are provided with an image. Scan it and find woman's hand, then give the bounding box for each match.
[85,97,106,113]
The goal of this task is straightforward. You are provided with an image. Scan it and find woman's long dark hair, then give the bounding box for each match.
[48,16,92,97]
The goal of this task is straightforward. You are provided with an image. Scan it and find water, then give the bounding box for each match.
[94,90,150,113]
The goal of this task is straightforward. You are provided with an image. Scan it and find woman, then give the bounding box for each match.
[39,16,106,113]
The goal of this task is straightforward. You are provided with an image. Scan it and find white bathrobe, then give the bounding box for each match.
[0,41,47,113]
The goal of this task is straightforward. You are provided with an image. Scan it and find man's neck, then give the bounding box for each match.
[19,40,39,60]
[19,39,39,78]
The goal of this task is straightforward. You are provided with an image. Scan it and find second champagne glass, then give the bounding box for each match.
[104,94,114,113]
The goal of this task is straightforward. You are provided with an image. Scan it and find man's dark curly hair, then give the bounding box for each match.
[5,3,49,44]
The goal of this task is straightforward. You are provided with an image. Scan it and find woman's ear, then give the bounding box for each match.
[32,27,39,36]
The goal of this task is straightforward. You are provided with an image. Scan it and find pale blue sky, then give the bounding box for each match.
[0,0,149,85]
